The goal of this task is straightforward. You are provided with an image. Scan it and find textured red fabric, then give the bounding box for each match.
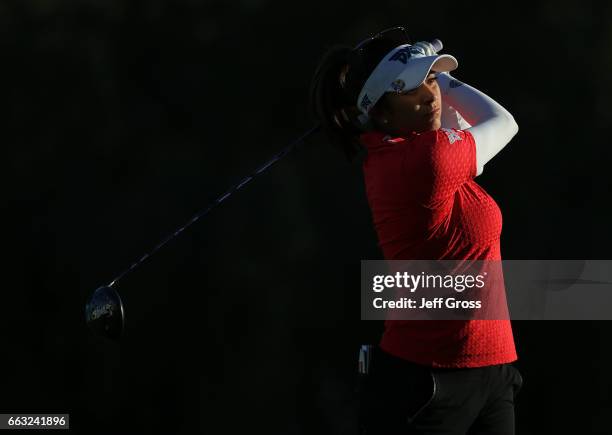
[360,128,517,368]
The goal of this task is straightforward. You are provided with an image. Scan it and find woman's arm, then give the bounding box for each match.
[437,72,519,175]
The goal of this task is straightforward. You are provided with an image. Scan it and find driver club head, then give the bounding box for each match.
[85,286,125,340]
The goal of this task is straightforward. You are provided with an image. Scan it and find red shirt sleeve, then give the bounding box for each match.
[407,128,477,207]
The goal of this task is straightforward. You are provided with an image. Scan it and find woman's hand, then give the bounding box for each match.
[412,41,439,56]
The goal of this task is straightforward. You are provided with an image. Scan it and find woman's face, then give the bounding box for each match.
[373,72,442,136]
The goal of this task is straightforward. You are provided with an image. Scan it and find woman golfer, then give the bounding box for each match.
[310,27,523,434]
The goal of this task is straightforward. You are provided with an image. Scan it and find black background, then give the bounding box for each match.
[4,0,612,433]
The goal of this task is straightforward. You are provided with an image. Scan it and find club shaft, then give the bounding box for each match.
[107,124,321,288]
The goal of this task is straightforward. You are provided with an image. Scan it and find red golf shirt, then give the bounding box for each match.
[361,128,517,368]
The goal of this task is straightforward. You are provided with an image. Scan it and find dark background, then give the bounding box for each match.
[4,0,612,433]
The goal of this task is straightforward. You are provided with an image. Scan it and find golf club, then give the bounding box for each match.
[85,124,321,339]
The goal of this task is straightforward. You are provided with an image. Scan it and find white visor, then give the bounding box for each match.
[357,44,458,116]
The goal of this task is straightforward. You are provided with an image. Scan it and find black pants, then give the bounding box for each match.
[358,347,523,435]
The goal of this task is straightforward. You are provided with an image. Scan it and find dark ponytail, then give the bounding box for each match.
[308,45,364,162]
[309,33,412,162]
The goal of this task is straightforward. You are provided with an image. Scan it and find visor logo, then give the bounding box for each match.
[391,79,406,92]
[389,46,426,64]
